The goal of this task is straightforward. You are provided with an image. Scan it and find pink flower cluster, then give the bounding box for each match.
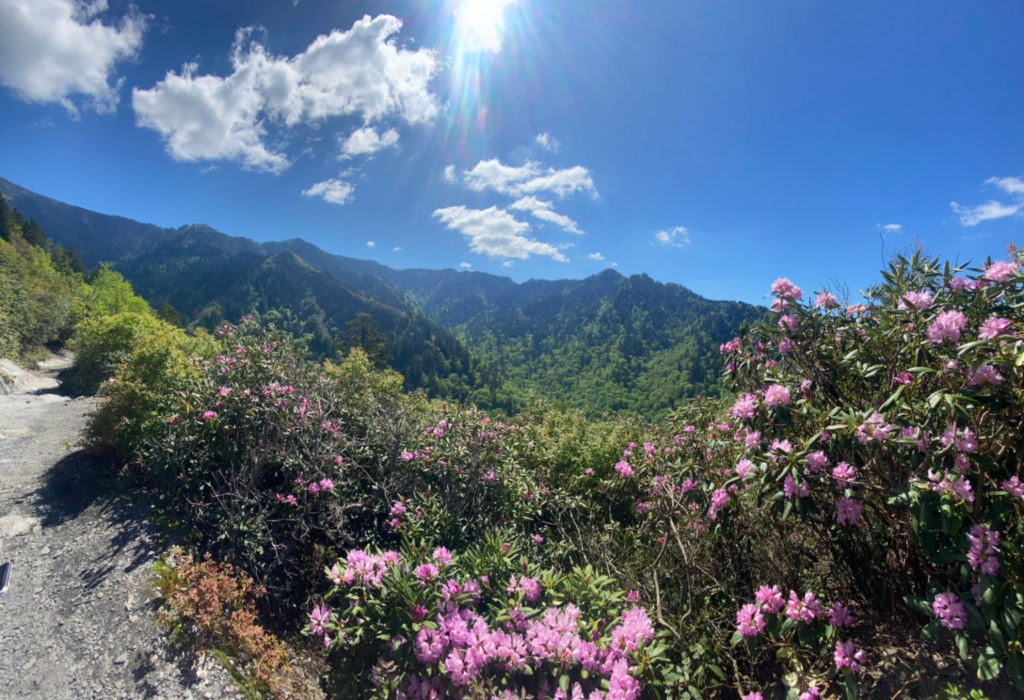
[834,640,866,673]
[332,549,401,587]
[966,525,1001,576]
[927,310,968,345]
[771,278,803,300]
[931,592,967,631]
[984,260,1019,283]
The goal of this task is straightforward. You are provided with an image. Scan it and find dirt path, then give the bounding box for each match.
[0,355,238,700]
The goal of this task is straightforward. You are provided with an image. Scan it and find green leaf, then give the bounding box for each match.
[977,647,1002,681]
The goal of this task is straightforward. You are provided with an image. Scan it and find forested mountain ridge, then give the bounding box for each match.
[0,176,765,415]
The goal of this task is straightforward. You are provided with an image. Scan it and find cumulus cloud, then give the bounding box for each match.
[951,176,1024,226]
[0,0,146,117]
[587,252,605,261]
[654,226,691,248]
[393,246,403,251]
[509,196,582,234]
[878,223,902,233]
[443,165,457,183]
[535,132,560,153]
[459,262,471,269]
[366,240,376,248]
[301,179,355,205]
[132,15,437,172]
[502,261,514,268]
[432,205,568,262]
[339,126,399,159]
[462,159,596,199]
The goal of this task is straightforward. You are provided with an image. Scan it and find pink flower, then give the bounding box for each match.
[984,260,1020,283]
[829,602,853,628]
[836,498,862,526]
[932,592,967,631]
[815,292,838,309]
[1002,476,1024,500]
[319,478,334,492]
[745,431,761,449]
[805,451,827,474]
[771,278,803,300]
[966,525,1001,576]
[744,694,765,700]
[779,314,798,332]
[763,385,791,407]
[532,534,545,544]
[308,482,320,494]
[786,590,821,623]
[202,410,217,421]
[755,585,784,614]
[285,494,298,506]
[736,604,765,637]
[967,364,1003,387]
[736,459,755,479]
[979,316,1012,339]
[895,372,914,386]
[432,547,453,567]
[707,489,729,519]
[730,394,758,420]
[720,337,741,354]
[778,338,795,355]
[834,640,865,673]
[309,604,331,637]
[769,439,793,454]
[615,461,634,478]
[414,563,439,584]
[927,310,968,345]
[626,590,641,603]
[216,386,232,396]
[898,291,933,311]
[832,462,856,484]
[390,501,406,516]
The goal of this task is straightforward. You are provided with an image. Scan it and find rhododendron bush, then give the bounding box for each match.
[89,250,1024,698]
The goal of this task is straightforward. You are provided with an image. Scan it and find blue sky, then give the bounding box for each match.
[1,0,1022,305]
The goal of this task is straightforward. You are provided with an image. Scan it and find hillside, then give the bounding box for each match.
[0,176,764,415]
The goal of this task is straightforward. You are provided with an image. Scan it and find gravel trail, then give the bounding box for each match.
[0,355,239,700]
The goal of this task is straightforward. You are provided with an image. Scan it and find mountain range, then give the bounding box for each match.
[0,176,765,416]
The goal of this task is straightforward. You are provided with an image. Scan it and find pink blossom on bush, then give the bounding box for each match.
[414,563,439,584]
[967,364,1003,387]
[707,489,729,519]
[966,525,1001,576]
[984,260,1020,283]
[756,585,785,614]
[931,592,967,631]
[836,498,862,526]
[805,451,827,473]
[829,602,853,628]
[763,384,791,407]
[786,590,821,623]
[815,291,838,309]
[615,461,634,478]
[832,462,856,484]
[779,314,799,332]
[927,310,968,345]
[736,604,765,637]
[319,478,334,492]
[391,501,406,516]
[730,394,758,420]
[898,291,933,311]
[202,410,217,421]
[432,547,453,567]
[309,603,331,637]
[1003,476,1024,500]
[771,278,803,300]
[834,640,865,673]
[978,316,1012,339]
[736,459,755,479]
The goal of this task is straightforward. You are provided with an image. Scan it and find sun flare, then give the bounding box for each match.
[455,0,515,53]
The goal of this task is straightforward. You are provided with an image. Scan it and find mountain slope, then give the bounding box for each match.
[0,176,764,416]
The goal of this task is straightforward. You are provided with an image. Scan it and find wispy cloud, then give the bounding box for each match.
[654,226,691,248]
[393,246,403,251]
[535,133,560,153]
[301,179,355,205]
[443,165,457,183]
[432,205,568,262]
[587,252,605,261]
[951,176,1024,226]
[462,159,596,199]
[509,196,582,234]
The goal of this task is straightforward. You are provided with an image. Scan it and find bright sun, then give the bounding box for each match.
[455,0,515,53]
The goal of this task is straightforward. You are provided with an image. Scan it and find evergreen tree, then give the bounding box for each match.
[337,313,393,369]
[157,301,181,327]
[21,219,47,248]
[0,195,12,242]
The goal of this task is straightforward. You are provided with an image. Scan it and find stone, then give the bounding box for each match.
[0,512,40,538]
[114,653,128,665]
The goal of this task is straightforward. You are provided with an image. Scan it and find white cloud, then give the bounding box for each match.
[443,165,457,183]
[502,261,514,268]
[987,176,1024,196]
[509,196,583,234]
[366,240,376,248]
[393,246,403,251]
[132,15,437,172]
[459,262,471,269]
[951,176,1024,226]
[951,200,1022,227]
[879,223,902,233]
[432,205,568,262]
[0,0,146,117]
[535,132,560,153]
[339,126,399,159]
[301,179,355,205]
[610,262,619,267]
[462,159,596,199]
[654,226,691,248]
[587,252,605,261]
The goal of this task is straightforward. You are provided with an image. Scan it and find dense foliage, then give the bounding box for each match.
[78,246,1023,700]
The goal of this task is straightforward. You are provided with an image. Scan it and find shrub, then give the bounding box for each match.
[154,549,315,699]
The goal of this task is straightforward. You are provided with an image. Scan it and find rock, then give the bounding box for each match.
[114,653,128,665]
[23,657,36,671]
[39,546,50,555]
[0,512,40,538]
